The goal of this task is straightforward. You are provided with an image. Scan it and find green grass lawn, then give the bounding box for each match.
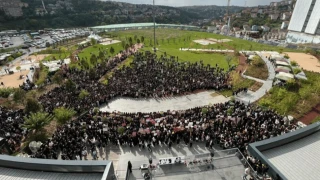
[78,43,123,60]
[258,71,320,118]
[109,29,300,52]
[43,53,69,61]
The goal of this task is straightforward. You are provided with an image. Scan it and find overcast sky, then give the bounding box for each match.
[103,0,283,7]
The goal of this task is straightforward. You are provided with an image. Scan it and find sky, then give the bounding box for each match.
[103,0,283,7]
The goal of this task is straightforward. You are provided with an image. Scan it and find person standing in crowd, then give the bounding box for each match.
[128,161,132,173]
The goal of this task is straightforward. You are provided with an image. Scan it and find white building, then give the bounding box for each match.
[286,0,320,44]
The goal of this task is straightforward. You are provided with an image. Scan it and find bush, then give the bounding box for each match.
[79,89,90,99]
[202,107,208,114]
[290,60,298,66]
[54,107,76,125]
[25,98,42,114]
[0,87,15,98]
[118,127,125,134]
[252,56,265,67]
[293,68,301,75]
[13,88,26,103]
[52,70,64,85]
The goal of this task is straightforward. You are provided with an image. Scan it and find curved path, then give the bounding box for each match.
[100,90,229,113]
[235,51,275,104]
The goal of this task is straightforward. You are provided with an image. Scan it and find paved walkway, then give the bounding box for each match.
[235,51,276,104]
[180,48,234,53]
[100,91,229,113]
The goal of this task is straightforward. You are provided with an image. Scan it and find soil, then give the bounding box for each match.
[0,70,30,88]
[236,54,248,73]
[299,104,320,125]
[285,52,320,73]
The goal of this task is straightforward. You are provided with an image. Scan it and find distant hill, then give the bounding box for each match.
[0,0,244,30]
[179,6,244,19]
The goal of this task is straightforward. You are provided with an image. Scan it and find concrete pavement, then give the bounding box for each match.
[100,91,229,113]
[236,51,276,104]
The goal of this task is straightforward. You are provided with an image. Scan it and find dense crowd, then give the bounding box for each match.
[39,47,135,113]
[33,101,297,168]
[0,106,26,153]
[107,52,229,98]
[39,49,230,113]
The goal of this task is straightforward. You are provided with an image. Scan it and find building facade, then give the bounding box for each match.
[286,0,320,44]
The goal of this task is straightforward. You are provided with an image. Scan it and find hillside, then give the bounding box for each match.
[179,5,244,19]
[0,0,201,30]
[0,0,245,30]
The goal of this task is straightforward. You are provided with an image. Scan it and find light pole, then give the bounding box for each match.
[153,0,156,53]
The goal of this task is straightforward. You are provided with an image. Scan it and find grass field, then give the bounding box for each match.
[109,29,299,52]
[78,43,123,60]
[258,71,320,118]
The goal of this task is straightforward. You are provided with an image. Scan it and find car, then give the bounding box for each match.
[10,42,13,45]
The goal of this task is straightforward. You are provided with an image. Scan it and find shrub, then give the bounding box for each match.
[118,127,125,134]
[202,107,208,114]
[293,68,301,75]
[290,60,298,66]
[252,56,265,67]
[54,107,76,125]
[0,87,15,98]
[79,89,89,99]
[24,98,42,114]
[13,88,26,103]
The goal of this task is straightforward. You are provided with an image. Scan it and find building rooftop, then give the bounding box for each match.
[248,122,320,180]
[262,130,320,180]
[0,167,103,180]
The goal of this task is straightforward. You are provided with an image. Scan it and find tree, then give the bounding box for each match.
[16,66,21,72]
[79,89,90,99]
[141,36,145,43]
[54,107,76,125]
[133,35,137,41]
[13,88,26,103]
[23,112,53,133]
[125,44,130,50]
[91,38,97,46]
[128,37,133,46]
[90,54,97,66]
[65,79,76,92]
[225,56,233,69]
[98,51,105,60]
[110,46,115,55]
[52,70,64,85]
[24,98,41,114]
[121,41,126,49]
[248,19,253,26]
[45,42,50,48]
[136,38,141,44]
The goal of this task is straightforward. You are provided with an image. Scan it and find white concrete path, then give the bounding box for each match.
[180,48,234,53]
[100,90,229,113]
[235,51,275,104]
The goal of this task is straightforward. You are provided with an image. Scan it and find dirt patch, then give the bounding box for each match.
[250,81,264,92]
[0,70,30,88]
[210,92,220,97]
[193,39,217,45]
[285,52,320,73]
[236,54,248,73]
[299,104,320,125]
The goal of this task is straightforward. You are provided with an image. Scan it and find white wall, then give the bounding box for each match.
[286,31,320,44]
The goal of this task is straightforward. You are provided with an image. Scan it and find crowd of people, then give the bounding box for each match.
[33,100,298,176]
[0,106,26,153]
[107,52,229,98]
[39,48,231,113]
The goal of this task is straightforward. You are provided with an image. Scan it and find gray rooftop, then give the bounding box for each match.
[262,130,320,180]
[0,167,102,180]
